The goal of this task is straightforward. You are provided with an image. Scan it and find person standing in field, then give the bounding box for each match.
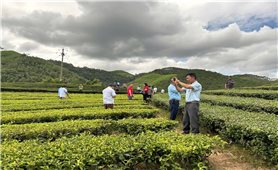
[143,83,149,102]
[161,89,165,94]
[137,86,141,93]
[147,86,153,99]
[153,86,158,94]
[168,78,181,120]
[78,84,83,91]
[127,84,134,100]
[225,76,235,89]
[58,86,70,99]
[175,73,202,134]
[102,84,117,109]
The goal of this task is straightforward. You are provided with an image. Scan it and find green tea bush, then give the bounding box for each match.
[202,94,278,114]
[200,103,278,165]
[152,94,278,165]
[203,89,278,100]
[2,118,178,141]
[1,132,224,169]
[2,108,159,124]
[243,85,278,91]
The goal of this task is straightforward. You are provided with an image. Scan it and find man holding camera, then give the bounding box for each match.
[168,77,181,120]
[174,73,202,134]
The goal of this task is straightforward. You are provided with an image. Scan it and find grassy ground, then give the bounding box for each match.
[153,103,275,170]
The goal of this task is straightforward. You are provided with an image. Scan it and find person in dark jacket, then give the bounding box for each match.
[225,76,235,89]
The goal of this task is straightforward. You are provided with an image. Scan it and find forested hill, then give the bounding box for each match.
[1,50,276,90]
[1,51,85,83]
[1,51,134,84]
[48,60,134,85]
[131,67,276,90]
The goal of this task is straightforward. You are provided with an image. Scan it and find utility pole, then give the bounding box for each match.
[59,48,65,82]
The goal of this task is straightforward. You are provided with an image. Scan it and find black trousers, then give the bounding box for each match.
[104,104,114,109]
[143,93,148,101]
[169,99,179,120]
[183,102,200,134]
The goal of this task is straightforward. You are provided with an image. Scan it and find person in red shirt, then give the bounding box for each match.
[143,83,149,102]
[127,84,134,100]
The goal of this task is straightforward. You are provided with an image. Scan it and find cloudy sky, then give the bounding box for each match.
[2,0,278,78]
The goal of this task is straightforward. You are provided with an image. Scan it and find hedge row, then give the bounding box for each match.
[2,92,101,98]
[151,94,278,165]
[2,108,159,125]
[242,85,278,91]
[2,118,177,141]
[2,100,145,112]
[200,103,278,165]
[152,94,278,114]
[1,131,224,169]
[203,89,278,100]
[1,87,130,94]
[202,94,278,114]
[2,92,142,100]
[2,96,142,105]
[2,105,154,116]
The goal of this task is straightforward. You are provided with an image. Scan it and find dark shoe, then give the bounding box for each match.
[181,131,190,134]
[191,132,200,135]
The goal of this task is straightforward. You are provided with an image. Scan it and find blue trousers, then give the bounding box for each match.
[169,99,180,120]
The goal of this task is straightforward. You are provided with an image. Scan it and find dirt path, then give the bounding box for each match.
[208,149,273,170]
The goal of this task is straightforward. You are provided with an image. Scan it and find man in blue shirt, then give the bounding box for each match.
[168,78,181,120]
[175,73,202,134]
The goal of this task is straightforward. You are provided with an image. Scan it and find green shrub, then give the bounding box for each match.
[203,89,278,100]
[200,103,278,165]
[1,131,224,169]
[2,118,177,141]
[201,94,278,114]
[152,94,278,165]
[242,85,278,91]
[2,108,159,125]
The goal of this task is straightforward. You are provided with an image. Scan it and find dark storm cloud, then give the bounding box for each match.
[3,1,276,59]
[3,1,183,59]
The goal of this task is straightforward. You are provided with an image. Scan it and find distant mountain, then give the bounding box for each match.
[48,60,134,85]
[130,67,277,90]
[1,50,276,90]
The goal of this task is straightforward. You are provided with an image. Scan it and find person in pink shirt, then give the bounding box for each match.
[127,84,134,100]
[143,83,149,102]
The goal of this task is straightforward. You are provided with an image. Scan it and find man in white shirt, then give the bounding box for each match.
[153,87,158,94]
[102,84,117,109]
[58,87,69,99]
[137,86,141,93]
[175,73,202,134]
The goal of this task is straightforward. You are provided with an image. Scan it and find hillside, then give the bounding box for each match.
[1,50,276,91]
[1,51,85,83]
[131,67,276,90]
[1,51,134,84]
[48,60,134,85]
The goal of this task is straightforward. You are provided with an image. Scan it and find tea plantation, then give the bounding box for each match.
[1,92,224,169]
